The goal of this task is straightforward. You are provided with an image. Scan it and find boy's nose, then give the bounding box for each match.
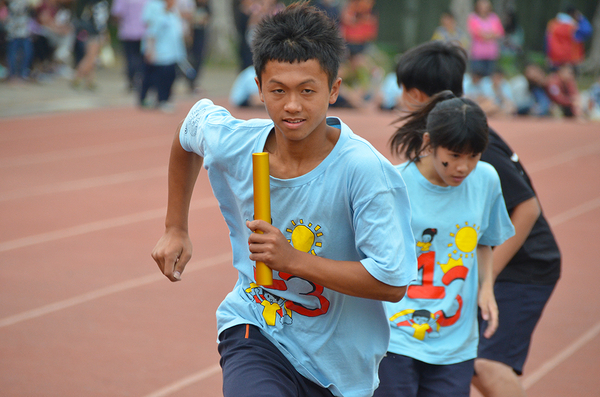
[284,94,302,113]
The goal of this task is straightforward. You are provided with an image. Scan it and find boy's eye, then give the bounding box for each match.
[303,89,315,94]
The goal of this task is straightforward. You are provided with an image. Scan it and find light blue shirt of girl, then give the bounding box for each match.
[384,160,514,365]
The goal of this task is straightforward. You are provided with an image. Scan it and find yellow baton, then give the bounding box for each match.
[252,152,273,286]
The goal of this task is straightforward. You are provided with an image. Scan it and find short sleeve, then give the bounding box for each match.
[477,164,515,247]
[357,186,418,287]
[481,132,535,212]
[347,157,417,287]
[179,99,231,157]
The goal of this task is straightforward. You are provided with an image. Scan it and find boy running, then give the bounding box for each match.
[151,4,417,397]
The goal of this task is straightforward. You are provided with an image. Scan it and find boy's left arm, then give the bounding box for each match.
[477,244,498,339]
[491,196,540,280]
[246,220,408,303]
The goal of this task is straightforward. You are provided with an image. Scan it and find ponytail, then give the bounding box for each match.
[389,90,456,161]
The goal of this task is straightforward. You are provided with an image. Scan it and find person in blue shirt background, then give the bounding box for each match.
[139,0,186,112]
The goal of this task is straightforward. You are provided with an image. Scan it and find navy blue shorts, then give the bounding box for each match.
[477,281,556,375]
[218,324,334,397]
[374,353,474,397]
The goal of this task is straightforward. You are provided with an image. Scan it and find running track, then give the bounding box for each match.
[1,100,599,396]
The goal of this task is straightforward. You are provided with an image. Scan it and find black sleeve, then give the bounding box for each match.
[480,129,536,213]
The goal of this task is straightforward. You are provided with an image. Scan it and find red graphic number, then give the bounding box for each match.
[407,251,446,299]
[278,272,330,317]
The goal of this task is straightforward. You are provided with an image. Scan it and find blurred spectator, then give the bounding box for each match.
[333,47,384,109]
[71,0,110,90]
[5,0,33,81]
[187,0,210,94]
[174,0,194,83]
[0,0,7,79]
[234,0,283,71]
[32,0,76,78]
[507,71,533,115]
[176,0,194,36]
[111,0,149,92]
[581,76,600,120]
[336,0,380,109]
[546,64,581,118]
[431,9,469,50]
[464,69,515,117]
[522,63,552,116]
[500,7,523,57]
[246,0,284,49]
[467,0,504,77]
[375,71,403,111]
[139,0,186,112]
[233,0,253,71]
[340,0,377,57]
[488,68,516,116]
[499,7,524,76]
[545,5,592,71]
[313,0,340,24]
[228,64,261,107]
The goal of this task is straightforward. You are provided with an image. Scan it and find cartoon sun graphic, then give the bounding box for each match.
[447,222,479,258]
[436,222,479,282]
[286,219,323,255]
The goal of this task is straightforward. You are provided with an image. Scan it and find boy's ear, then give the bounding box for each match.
[329,77,342,104]
[255,77,265,103]
[408,87,429,103]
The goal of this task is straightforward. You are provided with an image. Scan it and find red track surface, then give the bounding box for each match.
[1,101,599,396]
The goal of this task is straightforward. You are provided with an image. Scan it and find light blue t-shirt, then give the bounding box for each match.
[141,0,185,65]
[384,161,514,365]
[379,72,403,110]
[180,99,418,397]
[464,75,514,106]
[228,66,259,106]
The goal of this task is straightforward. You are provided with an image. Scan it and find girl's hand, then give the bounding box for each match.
[478,282,499,338]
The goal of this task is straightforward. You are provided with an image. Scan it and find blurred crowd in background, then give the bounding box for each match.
[0,0,598,119]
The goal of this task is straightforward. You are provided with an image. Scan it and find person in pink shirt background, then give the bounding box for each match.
[467,0,504,78]
[111,0,148,92]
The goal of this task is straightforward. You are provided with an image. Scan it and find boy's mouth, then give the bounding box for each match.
[283,118,306,128]
[284,118,304,124]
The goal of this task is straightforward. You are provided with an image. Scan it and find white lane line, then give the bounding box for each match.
[517,199,600,388]
[0,167,167,202]
[547,197,600,227]
[143,365,221,397]
[526,140,600,174]
[0,252,232,328]
[0,197,218,253]
[523,321,600,389]
[0,136,168,168]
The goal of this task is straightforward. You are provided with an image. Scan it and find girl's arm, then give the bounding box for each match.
[246,220,408,302]
[466,14,483,38]
[151,122,203,281]
[477,244,498,338]
[491,196,540,280]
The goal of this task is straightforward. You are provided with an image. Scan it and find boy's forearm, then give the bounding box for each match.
[165,124,203,232]
[287,252,407,302]
[491,197,540,279]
